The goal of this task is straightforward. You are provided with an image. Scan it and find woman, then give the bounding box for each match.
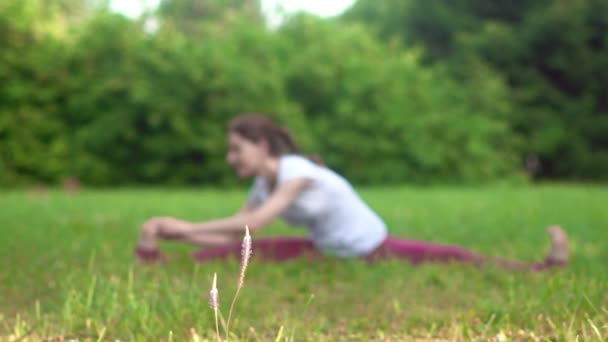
[135,113,569,271]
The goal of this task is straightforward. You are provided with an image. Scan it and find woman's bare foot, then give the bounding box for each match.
[545,225,569,266]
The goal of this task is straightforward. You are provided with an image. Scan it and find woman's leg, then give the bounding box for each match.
[192,236,321,262]
[137,226,316,263]
[493,226,569,271]
[367,225,569,272]
[366,237,486,265]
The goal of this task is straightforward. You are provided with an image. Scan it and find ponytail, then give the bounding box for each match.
[273,126,300,155]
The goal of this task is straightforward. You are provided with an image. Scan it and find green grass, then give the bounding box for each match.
[1,184,607,341]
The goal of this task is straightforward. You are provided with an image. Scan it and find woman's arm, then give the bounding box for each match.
[143,177,312,240]
[188,178,311,233]
[137,178,311,250]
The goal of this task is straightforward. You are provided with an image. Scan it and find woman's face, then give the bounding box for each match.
[226,131,268,178]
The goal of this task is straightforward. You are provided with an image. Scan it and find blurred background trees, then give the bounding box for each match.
[1,0,605,186]
[344,0,608,180]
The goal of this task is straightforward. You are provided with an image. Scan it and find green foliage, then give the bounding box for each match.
[62,9,302,186]
[157,0,264,36]
[279,16,520,184]
[461,0,608,179]
[4,0,606,186]
[0,0,72,185]
[344,0,608,181]
[344,0,551,62]
[0,1,308,186]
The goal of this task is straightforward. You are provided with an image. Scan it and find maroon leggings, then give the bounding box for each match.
[191,236,560,271]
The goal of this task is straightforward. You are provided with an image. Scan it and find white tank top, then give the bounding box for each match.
[247,155,388,257]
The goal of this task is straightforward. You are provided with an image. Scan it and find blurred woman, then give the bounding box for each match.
[135,113,568,271]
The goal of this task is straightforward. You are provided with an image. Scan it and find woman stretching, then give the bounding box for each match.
[135,113,569,271]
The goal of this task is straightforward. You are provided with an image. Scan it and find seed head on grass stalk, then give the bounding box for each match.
[239,225,252,287]
[208,272,220,341]
[226,225,252,340]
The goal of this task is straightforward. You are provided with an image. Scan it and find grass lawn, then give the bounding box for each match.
[1,184,607,341]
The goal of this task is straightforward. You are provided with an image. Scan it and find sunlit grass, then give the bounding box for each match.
[1,184,607,340]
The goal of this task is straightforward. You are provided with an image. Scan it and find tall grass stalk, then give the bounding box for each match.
[209,272,220,341]
[226,225,252,340]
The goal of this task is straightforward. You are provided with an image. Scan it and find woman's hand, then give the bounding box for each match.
[137,217,187,249]
[136,217,188,263]
[142,217,190,240]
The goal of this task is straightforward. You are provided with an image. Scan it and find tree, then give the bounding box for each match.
[0,0,84,184]
[343,0,608,180]
[156,0,264,36]
[278,15,521,184]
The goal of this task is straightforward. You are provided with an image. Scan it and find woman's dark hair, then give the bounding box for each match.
[229,113,323,164]
[228,113,299,156]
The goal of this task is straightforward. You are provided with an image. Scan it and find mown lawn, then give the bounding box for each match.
[1,185,607,341]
